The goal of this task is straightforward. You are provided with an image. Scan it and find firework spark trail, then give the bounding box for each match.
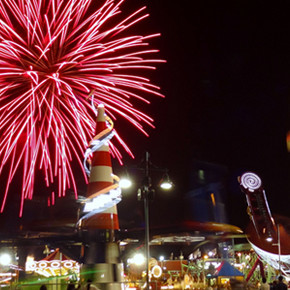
[0,0,164,216]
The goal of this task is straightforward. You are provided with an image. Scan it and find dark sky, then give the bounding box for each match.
[115,0,290,230]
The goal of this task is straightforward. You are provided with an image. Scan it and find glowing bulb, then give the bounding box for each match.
[160,181,172,190]
[0,254,12,266]
[266,236,273,242]
[159,173,173,190]
[132,253,145,265]
[119,177,132,189]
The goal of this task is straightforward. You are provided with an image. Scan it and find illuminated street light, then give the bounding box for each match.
[120,168,173,191]
[159,173,173,190]
[119,167,133,189]
[0,253,12,266]
[119,176,132,189]
[123,151,173,290]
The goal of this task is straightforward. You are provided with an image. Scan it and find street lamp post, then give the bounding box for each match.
[120,151,173,290]
[144,188,150,290]
[138,152,152,290]
[135,152,172,290]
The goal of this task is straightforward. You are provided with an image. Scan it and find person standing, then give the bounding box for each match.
[275,276,287,290]
[260,278,270,290]
[82,279,99,290]
[67,282,75,290]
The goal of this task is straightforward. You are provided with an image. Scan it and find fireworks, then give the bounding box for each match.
[0,0,164,216]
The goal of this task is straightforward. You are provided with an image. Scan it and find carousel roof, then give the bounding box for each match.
[43,248,72,261]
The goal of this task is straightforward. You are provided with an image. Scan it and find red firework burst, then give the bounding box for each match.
[0,0,164,216]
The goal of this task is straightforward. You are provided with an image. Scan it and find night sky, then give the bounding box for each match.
[115,0,290,230]
[0,0,289,235]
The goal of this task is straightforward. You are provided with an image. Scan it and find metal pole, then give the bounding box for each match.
[144,151,150,290]
[272,224,282,276]
[277,224,281,275]
[144,193,150,290]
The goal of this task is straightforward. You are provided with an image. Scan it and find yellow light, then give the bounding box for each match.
[26,259,79,277]
[210,193,216,206]
[152,265,162,278]
[287,131,290,152]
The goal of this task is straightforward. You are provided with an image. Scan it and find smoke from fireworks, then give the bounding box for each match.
[0,0,164,216]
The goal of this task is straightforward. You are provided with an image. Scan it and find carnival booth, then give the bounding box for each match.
[211,261,244,288]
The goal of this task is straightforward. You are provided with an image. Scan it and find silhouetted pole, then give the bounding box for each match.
[143,152,150,290]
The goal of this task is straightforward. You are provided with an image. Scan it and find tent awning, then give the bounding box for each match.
[214,261,244,277]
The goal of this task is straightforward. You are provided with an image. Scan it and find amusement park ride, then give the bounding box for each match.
[76,104,290,288]
[239,172,290,279]
[77,104,124,289]
[1,105,289,288]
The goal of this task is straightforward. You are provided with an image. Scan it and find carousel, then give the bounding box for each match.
[25,248,79,278]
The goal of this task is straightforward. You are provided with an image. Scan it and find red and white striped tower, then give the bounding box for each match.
[80,104,123,290]
[82,104,119,230]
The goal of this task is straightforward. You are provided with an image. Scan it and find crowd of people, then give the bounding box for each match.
[230,276,289,290]
[37,275,288,289]
[268,276,288,290]
[39,279,100,290]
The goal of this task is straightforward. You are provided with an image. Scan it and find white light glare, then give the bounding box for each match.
[208,251,214,257]
[0,253,12,266]
[160,181,172,190]
[132,253,145,265]
[119,177,132,189]
[266,236,273,242]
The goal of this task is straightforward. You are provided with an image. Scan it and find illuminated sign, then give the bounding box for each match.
[26,259,79,277]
